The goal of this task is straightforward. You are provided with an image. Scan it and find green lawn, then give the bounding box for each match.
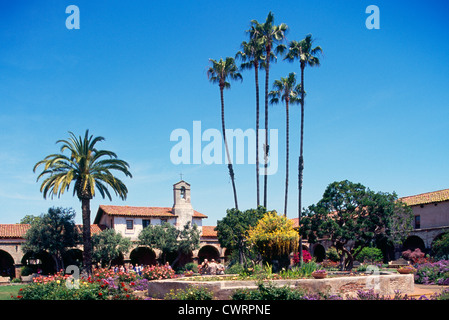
[0,284,28,300]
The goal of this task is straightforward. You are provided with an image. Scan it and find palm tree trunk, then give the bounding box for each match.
[263,45,271,209]
[284,100,289,217]
[298,63,305,265]
[220,85,239,210]
[81,198,92,275]
[255,63,260,208]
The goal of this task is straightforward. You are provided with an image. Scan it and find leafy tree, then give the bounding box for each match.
[207,57,242,210]
[249,12,288,209]
[432,233,449,260]
[20,215,41,225]
[22,207,80,272]
[284,34,322,264]
[246,210,299,269]
[138,222,200,266]
[173,222,201,267]
[92,228,132,268]
[299,180,413,270]
[33,130,132,274]
[269,72,302,216]
[215,207,266,266]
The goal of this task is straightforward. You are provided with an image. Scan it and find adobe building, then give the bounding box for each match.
[93,180,226,266]
[1,183,449,280]
[399,189,449,254]
[0,180,225,280]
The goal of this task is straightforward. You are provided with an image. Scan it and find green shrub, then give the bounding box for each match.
[232,281,305,300]
[326,247,340,262]
[165,285,214,300]
[20,266,34,277]
[184,262,198,273]
[354,246,383,263]
[432,233,449,260]
[225,263,244,275]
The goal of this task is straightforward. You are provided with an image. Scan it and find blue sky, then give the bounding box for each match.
[0,0,448,225]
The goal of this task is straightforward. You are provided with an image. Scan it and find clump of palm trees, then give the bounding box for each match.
[207,12,322,228]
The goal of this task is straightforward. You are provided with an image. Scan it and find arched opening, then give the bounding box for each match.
[431,232,449,257]
[224,248,232,263]
[402,235,426,253]
[21,251,55,275]
[180,186,186,199]
[130,247,157,266]
[197,245,220,264]
[0,250,15,278]
[312,244,326,262]
[63,249,83,269]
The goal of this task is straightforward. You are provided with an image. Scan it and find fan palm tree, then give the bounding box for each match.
[249,12,288,209]
[235,38,265,207]
[284,34,322,218]
[207,57,242,210]
[284,34,322,264]
[268,72,302,217]
[33,130,132,274]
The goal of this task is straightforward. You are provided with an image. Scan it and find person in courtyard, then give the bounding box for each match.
[200,259,209,274]
[217,259,225,275]
[208,259,218,275]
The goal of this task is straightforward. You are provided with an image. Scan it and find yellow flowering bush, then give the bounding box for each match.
[246,211,299,260]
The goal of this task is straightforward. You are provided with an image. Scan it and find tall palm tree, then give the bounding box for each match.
[207,57,242,210]
[33,130,132,274]
[249,12,288,209]
[268,72,302,217]
[284,34,322,264]
[235,38,265,207]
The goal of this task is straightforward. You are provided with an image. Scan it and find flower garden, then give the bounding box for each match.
[13,265,175,300]
[8,247,449,300]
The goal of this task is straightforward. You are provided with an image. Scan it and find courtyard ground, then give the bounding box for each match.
[411,284,449,298]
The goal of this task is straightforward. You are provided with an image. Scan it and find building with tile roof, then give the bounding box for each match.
[397,188,449,255]
[2,184,449,280]
[0,181,224,280]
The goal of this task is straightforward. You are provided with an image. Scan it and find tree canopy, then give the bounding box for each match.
[246,210,299,265]
[92,228,132,268]
[299,180,413,270]
[138,222,200,266]
[215,207,266,265]
[22,207,80,272]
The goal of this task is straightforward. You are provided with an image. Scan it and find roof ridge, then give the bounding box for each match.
[400,188,449,199]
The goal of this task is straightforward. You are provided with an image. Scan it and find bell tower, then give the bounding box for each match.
[172,180,193,229]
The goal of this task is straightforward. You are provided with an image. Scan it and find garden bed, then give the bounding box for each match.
[148,273,414,300]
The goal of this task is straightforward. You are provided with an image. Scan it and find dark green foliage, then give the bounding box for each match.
[232,281,305,300]
[432,232,449,260]
[138,222,200,265]
[92,228,132,267]
[299,180,413,270]
[215,206,266,265]
[22,207,79,271]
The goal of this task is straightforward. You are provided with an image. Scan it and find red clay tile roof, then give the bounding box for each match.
[96,205,208,221]
[400,189,449,206]
[0,224,31,238]
[201,226,217,237]
[0,224,105,239]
